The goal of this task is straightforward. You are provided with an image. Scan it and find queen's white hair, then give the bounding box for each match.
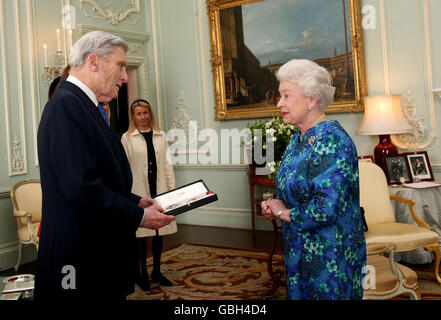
[276,59,336,111]
[69,31,128,68]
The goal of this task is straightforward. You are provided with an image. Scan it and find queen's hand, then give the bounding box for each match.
[261,200,276,220]
[262,199,289,222]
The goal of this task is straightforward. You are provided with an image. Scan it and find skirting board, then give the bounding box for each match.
[175,207,274,231]
[0,242,37,272]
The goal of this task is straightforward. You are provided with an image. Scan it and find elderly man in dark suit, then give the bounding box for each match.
[35,31,175,300]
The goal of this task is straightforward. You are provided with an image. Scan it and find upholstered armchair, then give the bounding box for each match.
[363,244,420,300]
[359,161,441,285]
[10,179,42,271]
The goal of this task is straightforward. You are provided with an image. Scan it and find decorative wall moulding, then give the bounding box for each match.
[169,91,210,155]
[11,135,26,176]
[80,0,140,25]
[392,89,437,152]
[171,91,193,131]
[77,24,148,57]
[77,24,148,43]
[126,55,149,100]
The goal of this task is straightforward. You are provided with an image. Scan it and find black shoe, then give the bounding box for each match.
[151,271,173,286]
[136,275,150,291]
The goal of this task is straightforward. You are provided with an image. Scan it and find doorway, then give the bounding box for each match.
[108,68,138,139]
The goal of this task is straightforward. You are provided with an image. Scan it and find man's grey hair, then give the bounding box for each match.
[276,59,336,111]
[69,31,128,68]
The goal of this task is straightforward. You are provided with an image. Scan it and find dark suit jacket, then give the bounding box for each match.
[35,81,144,299]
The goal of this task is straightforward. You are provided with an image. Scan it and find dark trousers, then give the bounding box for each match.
[136,234,163,278]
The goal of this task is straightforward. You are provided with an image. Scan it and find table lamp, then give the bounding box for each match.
[357,95,414,171]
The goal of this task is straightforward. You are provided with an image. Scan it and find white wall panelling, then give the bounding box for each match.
[13,0,28,176]
[0,0,12,177]
[0,0,28,177]
[149,0,166,129]
[27,0,41,167]
[378,0,390,94]
[194,0,211,131]
[377,0,439,156]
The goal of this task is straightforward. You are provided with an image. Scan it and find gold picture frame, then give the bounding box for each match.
[206,0,367,121]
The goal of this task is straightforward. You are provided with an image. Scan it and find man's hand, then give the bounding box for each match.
[139,197,157,209]
[140,204,175,230]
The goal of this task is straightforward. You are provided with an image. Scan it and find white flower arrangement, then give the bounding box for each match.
[246,118,298,179]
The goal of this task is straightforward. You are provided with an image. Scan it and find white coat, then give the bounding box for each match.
[121,128,177,237]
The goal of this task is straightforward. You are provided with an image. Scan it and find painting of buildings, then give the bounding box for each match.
[219,0,355,109]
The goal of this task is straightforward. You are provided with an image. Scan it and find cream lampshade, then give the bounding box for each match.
[357,95,414,170]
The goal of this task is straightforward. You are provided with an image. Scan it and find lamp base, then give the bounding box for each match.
[374,135,398,171]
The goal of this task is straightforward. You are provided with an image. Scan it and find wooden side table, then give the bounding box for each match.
[248,164,275,240]
[248,165,284,298]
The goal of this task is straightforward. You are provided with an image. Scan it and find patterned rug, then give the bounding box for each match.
[126,243,441,300]
[127,243,286,300]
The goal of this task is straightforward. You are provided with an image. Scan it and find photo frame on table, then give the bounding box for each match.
[403,151,434,182]
[383,155,413,185]
[358,155,374,163]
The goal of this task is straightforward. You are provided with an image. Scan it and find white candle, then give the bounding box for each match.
[56,29,61,52]
[69,29,72,51]
[43,44,48,68]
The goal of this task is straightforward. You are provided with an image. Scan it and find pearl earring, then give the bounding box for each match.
[308,105,312,111]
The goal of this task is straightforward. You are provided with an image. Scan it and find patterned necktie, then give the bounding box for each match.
[97,103,109,125]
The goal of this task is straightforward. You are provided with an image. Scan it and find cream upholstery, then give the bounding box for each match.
[359,161,396,225]
[363,244,420,300]
[359,161,441,285]
[10,180,42,271]
[365,223,439,252]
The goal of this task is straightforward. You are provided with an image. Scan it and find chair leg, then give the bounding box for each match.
[415,287,422,300]
[408,287,420,300]
[427,245,441,285]
[14,242,23,272]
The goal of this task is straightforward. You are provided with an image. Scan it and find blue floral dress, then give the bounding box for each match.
[276,120,366,300]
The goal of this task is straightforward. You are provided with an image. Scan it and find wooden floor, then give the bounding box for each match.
[0,224,283,277]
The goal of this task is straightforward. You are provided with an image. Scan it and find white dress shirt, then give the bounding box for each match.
[66,75,99,107]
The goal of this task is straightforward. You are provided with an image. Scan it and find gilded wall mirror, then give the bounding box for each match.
[206,0,367,121]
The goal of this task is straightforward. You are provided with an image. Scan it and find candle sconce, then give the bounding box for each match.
[41,28,70,84]
[41,50,65,84]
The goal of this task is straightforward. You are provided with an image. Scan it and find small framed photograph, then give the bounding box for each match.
[383,155,413,185]
[404,151,434,182]
[358,155,375,163]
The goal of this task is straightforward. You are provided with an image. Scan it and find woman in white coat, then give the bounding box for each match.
[121,99,177,291]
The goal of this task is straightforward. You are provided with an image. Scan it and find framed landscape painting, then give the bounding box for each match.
[207,0,367,120]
